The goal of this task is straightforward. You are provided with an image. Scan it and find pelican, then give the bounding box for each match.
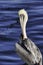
[15,9,42,65]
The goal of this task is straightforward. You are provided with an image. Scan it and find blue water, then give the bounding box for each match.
[0,0,43,65]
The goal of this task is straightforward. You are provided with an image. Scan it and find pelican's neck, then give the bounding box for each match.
[20,20,27,40]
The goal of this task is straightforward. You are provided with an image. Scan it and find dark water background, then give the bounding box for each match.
[0,0,43,65]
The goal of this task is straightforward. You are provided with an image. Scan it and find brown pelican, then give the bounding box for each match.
[15,9,42,65]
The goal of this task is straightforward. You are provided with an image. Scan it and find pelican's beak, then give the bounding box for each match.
[19,14,25,23]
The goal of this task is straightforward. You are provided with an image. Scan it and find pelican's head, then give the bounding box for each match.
[18,9,28,26]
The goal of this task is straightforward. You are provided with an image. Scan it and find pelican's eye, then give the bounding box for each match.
[20,14,25,21]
